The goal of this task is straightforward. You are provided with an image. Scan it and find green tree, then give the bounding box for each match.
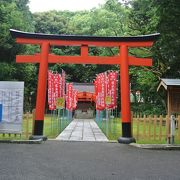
[152,0,180,78]
[127,0,164,114]
[0,0,34,62]
[0,0,36,111]
[127,0,180,114]
[33,4,129,83]
[33,10,75,34]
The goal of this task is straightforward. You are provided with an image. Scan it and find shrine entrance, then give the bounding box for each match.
[10,29,159,144]
[73,83,95,119]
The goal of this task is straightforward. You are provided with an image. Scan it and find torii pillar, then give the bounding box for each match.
[10,29,159,143]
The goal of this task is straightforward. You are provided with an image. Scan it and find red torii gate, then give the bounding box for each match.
[10,29,159,143]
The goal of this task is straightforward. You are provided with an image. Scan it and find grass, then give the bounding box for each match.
[1,114,180,145]
[97,118,180,144]
[0,112,71,140]
[43,114,70,138]
[96,118,121,141]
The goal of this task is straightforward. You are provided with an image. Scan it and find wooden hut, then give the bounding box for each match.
[157,79,180,115]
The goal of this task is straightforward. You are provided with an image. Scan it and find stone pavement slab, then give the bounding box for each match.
[56,119,108,142]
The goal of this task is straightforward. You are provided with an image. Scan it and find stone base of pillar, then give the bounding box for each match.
[118,122,136,144]
[29,135,47,141]
[118,137,136,144]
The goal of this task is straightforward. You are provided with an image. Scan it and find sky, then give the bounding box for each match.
[29,0,106,13]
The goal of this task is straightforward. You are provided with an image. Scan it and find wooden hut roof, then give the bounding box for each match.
[157,78,180,91]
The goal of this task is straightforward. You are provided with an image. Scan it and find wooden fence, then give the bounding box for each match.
[23,112,33,138]
[133,115,180,142]
[0,112,33,139]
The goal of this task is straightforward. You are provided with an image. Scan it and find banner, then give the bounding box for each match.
[107,72,117,109]
[48,70,52,105]
[100,73,106,109]
[95,71,118,110]
[94,79,98,96]
[54,73,61,100]
[48,71,55,110]
[56,97,65,109]
[59,74,62,98]
[105,96,111,105]
[0,82,24,133]
[66,83,69,110]
[96,73,106,110]
[72,89,78,110]
[95,75,101,110]
[48,71,64,110]
[62,69,66,98]
[66,83,73,111]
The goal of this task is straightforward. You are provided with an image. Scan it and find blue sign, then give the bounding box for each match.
[0,104,2,122]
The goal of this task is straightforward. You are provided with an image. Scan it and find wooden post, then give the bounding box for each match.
[25,112,29,139]
[159,115,163,141]
[165,115,170,143]
[143,114,146,138]
[167,89,171,143]
[118,45,136,144]
[136,115,140,140]
[153,115,157,140]
[148,115,151,139]
[33,42,49,138]
[32,109,36,135]
[178,115,180,141]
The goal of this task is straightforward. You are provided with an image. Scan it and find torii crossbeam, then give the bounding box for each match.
[10,29,159,143]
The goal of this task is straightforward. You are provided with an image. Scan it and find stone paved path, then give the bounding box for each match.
[56,119,108,142]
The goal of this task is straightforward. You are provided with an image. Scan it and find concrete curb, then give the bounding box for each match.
[0,139,43,144]
[49,139,110,143]
[130,143,180,150]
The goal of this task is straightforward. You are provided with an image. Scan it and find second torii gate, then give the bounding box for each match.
[10,29,159,144]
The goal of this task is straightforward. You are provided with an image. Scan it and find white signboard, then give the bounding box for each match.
[0,82,24,133]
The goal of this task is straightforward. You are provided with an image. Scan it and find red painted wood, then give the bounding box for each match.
[128,56,152,66]
[120,45,131,123]
[16,54,40,63]
[77,92,95,102]
[11,30,159,138]
[48,54,120,64]
[81,45,88,57]
[35,42,49,120]
[15,37,155,126]
[16,38,154,47]
[17,54,152,66]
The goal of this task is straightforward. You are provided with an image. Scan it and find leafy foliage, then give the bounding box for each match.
[0,0,36,111]
[127,0,180,114]
[0,0,179,114]
[152,0,180,78]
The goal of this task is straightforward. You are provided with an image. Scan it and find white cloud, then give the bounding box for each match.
[29,0,106,13]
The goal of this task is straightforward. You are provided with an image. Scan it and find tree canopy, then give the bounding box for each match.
[0,0,179,114]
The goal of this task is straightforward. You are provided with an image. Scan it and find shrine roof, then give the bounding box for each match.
[157,79,180,91]
[73,83,94,93]
[10,29,160,42]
